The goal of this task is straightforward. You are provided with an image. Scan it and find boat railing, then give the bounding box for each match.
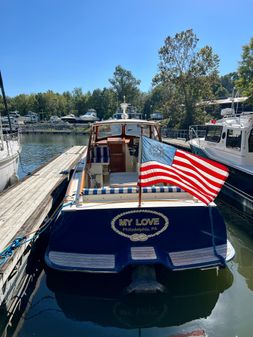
[188,125,206,140]
[161,127,190,140]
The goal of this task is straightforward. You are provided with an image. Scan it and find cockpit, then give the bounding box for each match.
[85,120,160,188]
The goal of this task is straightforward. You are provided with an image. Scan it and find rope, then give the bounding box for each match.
[0,200,74,267]
[0,237,27,266]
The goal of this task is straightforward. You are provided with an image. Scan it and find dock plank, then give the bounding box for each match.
[0,146,85,214]
[0,145,87,253]
[0,146,86,210]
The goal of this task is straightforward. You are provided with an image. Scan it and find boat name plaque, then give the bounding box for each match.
[111,209,169,241]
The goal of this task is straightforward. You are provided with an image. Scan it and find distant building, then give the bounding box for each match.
[24,111,39,123]
[150,112,163,121]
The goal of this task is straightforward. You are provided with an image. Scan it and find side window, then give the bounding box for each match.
[226,129,242,150]
[249,129,253,152]
[205,126,223,142]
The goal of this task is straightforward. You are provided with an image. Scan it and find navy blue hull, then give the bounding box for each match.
[45,205,228,272]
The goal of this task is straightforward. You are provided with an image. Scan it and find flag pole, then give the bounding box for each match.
[208,205,226,267]
[138,127,143,207]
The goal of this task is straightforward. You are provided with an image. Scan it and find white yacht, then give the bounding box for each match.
[0,119,20,191]
[80,109,99,122]
[0,73,20,191]
[189,108,253,218]
[61,110,99,124]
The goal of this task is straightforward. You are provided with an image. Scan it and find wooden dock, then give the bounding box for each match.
[0,145,87,308]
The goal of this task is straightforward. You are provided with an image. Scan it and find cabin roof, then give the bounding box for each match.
[93,119,159,127]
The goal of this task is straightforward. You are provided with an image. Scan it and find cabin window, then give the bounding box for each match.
[125,124,150,137]
[125,124,140,136]
[226,129,242,150]
[205,125,223,142]
[249,129,253,152]
[97,124,122,139]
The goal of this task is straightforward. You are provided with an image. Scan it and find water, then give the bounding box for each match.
[18,133,88,179]
[9,134,253,336]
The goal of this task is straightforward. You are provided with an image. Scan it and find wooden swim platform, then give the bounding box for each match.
[0,145,87,307]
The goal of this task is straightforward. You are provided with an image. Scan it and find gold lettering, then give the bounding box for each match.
[119,219,133,226]
[135,218,160,226]
[119,219,127,226]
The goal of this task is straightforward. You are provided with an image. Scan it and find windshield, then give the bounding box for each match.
[97,124,122,139]
[96,122,158,140]
[125,124,151,137]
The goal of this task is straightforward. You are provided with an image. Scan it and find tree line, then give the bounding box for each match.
[1,29,252,128]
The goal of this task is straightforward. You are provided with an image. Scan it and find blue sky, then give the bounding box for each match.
[1,0,253,96]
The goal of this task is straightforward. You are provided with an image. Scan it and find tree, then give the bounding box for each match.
[236,37,253,103]
[220,72,239,96]
[109,65,141,104]
[11,94,33,115]
[72,88,89,115]
[88,88,118,120]
[153,29,220,128]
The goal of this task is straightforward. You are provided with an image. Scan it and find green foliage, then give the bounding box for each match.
[1,34,248,126]
[88,88,117,120]
[153,29,220,128]
[220,72,239,96]
[236,37,253,103]
[109,65,141,104]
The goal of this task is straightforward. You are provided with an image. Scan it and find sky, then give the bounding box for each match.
[1,0,253,97]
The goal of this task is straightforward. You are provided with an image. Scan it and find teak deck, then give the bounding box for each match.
[0,145,87,306]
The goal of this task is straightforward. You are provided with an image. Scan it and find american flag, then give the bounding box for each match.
[138,136,229,205]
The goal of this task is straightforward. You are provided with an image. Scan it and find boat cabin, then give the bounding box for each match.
[203,112,253,165]
[85,119,160,189]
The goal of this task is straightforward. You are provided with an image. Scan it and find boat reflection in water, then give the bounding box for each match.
[45,266,233,329]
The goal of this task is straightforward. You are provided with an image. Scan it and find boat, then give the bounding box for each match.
[0,128,20,191]
[112,104,142,120]
[189,108,253,219]
[79,109,99,122]
[0,73,20,192]
[45,102,234,291]
[61,114,77,124]
[61,110,99,124]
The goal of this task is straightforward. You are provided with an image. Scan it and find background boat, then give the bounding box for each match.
[0,72,21,191]
[189,108,253,219]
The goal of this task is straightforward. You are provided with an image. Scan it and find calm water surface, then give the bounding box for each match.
[14,134,253,337]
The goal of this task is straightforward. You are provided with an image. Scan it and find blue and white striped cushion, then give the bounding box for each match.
[82,186,184,195]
